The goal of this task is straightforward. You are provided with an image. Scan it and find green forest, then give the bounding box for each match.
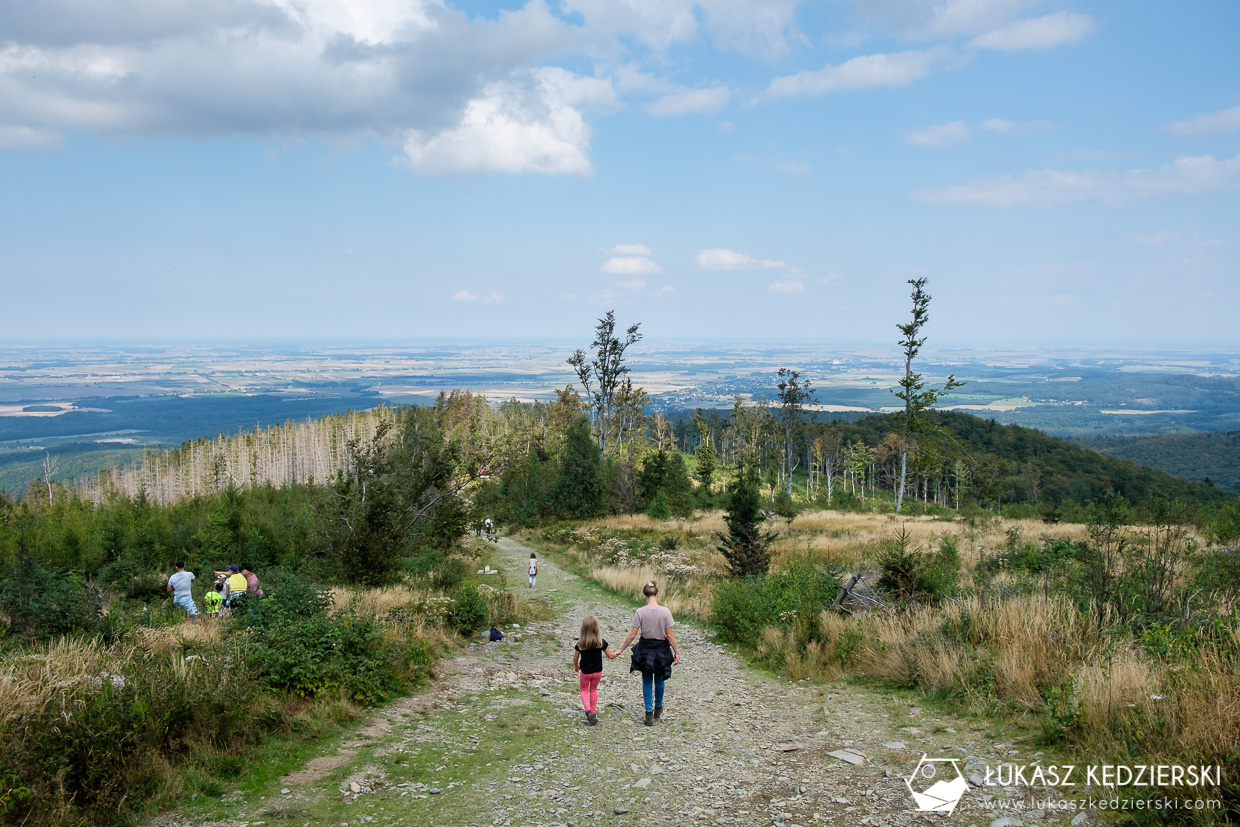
[1085,430,1240,493]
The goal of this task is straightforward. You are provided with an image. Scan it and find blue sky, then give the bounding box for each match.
[1,0,1237,346]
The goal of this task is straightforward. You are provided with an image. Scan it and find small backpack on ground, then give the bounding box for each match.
[489,627,504,642]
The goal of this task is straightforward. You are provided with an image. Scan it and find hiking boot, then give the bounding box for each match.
[644,710,654,726]
[653,705,663,721]
[587,712,598,725]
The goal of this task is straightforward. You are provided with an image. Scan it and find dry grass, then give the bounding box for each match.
[590,565,710,618]
[132,618,228,652]
[331,583,426,616]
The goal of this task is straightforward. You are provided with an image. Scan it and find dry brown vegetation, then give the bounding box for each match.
[531,508,1240,802]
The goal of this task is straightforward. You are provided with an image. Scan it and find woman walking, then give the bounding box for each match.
[618,580,680,726]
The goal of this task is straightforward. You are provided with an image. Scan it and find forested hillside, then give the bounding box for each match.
[1084,430,1240,493]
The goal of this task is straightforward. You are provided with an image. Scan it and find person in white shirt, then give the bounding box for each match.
[166,561,198,617]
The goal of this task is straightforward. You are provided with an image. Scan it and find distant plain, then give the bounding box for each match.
[2,342,1237,494]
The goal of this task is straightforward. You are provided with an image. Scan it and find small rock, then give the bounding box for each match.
[883,742,906,751]
[634,777,652,788]
[968,774,984,787]
[775,743,802,752]
[827,749,867,766]
[280,788,290,795]
[429,788,441,795]
[1071,815,1088,826]
[989,818,1023,827]
[349,782,361,793]
[614,808,630,815]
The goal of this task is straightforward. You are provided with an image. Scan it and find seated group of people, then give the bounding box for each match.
[166,561,261,618]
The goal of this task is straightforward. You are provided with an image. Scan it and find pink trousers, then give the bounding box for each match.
[579,671,601,713]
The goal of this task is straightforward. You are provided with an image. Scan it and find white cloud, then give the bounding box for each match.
[910,153,1240,208]
[452,289,507,303]
[661,284,674,292]
[981,117,1054,135]
[768,278,807,293]
[602,256,662,274]
[1164,106,1240,138]
[616,278,647,290]
[732,153,811,175]
[559,0,803,58]
[772,160,810,175]
[906,120,969,148]
[968,12,1095,52]
[399,68,607,176]
[695,248,786,270]
[0,0,600,173]
[849,0,1037,40]
[763,46,958,100]
[606,243,653,256]
[647,85,730,117]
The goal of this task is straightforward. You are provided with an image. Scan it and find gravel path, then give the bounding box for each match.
[152,536,1077,827]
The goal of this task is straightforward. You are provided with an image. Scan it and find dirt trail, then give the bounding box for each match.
[153,537,1068,827]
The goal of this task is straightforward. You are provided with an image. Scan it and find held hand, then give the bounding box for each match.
[673,653,680,665]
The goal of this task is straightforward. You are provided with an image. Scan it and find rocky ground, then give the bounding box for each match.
[151,537,1087,827]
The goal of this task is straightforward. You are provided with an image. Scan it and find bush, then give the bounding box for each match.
[450,584,488,636]
[236,571,420,705]
[711,562,841,648]
[96,558,168,601]
[876,529,959,603]
[0,637,273,827]
[0,558,100,641]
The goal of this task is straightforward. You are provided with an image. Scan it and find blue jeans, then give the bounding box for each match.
[641,672,665,713]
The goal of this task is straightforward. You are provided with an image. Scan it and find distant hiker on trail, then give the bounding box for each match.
[528,553,539,588]
[618,580,680,726]
[573,615,619,726]
[167,561,198,618]
[204,581,224,618]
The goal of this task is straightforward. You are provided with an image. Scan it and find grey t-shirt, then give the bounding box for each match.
[631,605,674,640]
[168,570,195,600]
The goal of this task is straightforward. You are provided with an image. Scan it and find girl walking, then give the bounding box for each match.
[618,581,680,726]
[528,553,539,588]
[573,615,618,725]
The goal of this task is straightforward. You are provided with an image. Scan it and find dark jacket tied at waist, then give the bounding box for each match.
[629,637,674,680]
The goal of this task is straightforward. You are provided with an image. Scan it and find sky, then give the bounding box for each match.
[1,0,1238,347]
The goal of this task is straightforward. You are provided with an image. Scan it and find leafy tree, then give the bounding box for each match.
[716,471,774,577]
[775,368,814,497]
[319,409,470,586]
[893,278,963,513]
[550,417,607,520]
[567,311,644,457]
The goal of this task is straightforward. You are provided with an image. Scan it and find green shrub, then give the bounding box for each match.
[876,529,959,603]
[645,491,671,519]
[96,558,167,601]
[403,550,469,591]
[711,562,840,647]
[235,571,417,705]
[450,584,488,636]
[0,558,100,641]
[0,638,272,827]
